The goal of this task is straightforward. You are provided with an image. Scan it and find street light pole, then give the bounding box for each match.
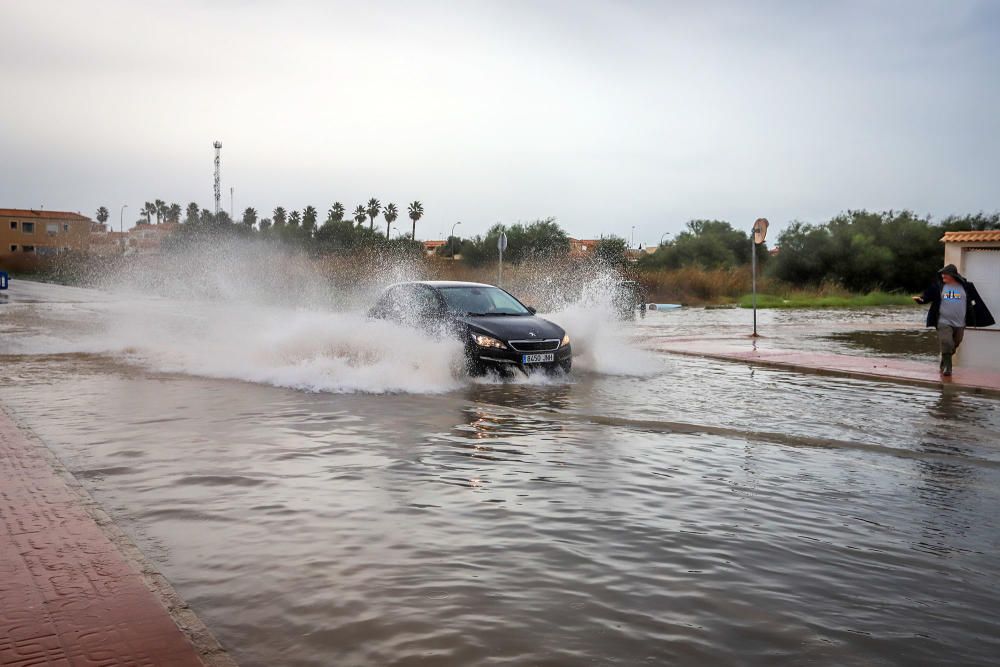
[450,221,462,259]
[660,231,672,246]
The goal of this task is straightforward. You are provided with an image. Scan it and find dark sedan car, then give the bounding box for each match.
[368,281,572,375]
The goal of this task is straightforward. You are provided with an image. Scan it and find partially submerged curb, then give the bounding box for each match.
[0,403,237,667]
[656,340,1000,397]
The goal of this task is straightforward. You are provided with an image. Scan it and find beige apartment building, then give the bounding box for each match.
[0,208,94,258]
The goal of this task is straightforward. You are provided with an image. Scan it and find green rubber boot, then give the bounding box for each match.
[942,353,953,376]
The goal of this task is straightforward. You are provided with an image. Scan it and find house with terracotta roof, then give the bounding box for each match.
[942,230,1000,371]
[423,240,449,256]
[568,238,601,257]
[124,222,180,256]
[0,208,94,259]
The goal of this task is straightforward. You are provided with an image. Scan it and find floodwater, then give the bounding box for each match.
[2,279,999,666]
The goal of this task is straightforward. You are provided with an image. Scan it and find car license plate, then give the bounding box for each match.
[522,353,555,364]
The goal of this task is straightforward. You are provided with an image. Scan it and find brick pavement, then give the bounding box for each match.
[0,408,234,667]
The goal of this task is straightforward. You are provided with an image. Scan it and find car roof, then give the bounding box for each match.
[387,280,496,289]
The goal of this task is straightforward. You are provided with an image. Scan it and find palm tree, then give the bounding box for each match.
[383,203,398,238]
[288,210,301,228]
[272,206,287,228]
[154,199,167,224]
[242,207,258,229]
[167,203,182,224]
[95,207,109,225]
[408,201,424,240]
[328,202,345,223]
[353,205,367,226]
[142,201,156,225]
[185,202,200,224]
[302,205,318,233]
[365,198,381,231]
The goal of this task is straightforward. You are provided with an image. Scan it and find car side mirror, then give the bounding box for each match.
[527,306,537,315]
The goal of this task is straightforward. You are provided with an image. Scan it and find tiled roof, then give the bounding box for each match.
[0,208,92,221]
[941,231,1000,243]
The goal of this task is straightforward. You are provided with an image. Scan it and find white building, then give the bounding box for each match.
[943,231,1000,371]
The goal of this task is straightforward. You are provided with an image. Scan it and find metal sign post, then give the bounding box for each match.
[751,218,769,337]
[497,232,508,286]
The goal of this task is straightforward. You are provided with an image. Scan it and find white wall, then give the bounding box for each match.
[957,247,1000,370]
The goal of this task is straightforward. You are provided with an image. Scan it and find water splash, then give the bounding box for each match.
[6,241,663,392]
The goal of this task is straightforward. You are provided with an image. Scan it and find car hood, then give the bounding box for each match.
[458,314,565,342]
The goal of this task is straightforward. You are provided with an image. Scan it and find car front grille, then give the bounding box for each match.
[508,339,561,352]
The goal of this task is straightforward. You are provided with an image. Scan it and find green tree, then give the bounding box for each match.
[353,205,367,226]
[167,203,182,224]
[408,200,424,239]
[272,206,287,229]
[95,206,109,224]
[366,198,381,231]
[639,219,758,270]
[288,210,301,229]
[383,202,398,238]
[328,202,345,223]
[940,212,1000,232]
[460,218,570,266]
[154,199,167,225]
[768,210,945,292]
[242,207,258,230]
[141,201,156,225]
[185,203,200,225]
[259,218,272,233]
[303,205,318,233]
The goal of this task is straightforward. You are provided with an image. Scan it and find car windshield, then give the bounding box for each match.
[438,286,530,316]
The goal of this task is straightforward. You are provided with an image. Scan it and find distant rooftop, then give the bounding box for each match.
[0,208,92,221]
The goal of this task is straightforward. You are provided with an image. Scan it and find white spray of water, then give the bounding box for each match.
[7,241,664,392]
[541,271,664,377]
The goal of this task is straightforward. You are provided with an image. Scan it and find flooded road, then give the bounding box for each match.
[2,280,999,666]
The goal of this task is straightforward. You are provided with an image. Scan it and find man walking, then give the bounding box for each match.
[913,264,995,376]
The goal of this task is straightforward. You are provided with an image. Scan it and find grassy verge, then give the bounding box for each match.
[738,292,916,309]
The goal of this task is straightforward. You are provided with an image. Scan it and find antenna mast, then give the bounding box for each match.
[213,141,222,215]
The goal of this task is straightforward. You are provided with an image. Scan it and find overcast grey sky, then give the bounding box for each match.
[1,0,997,243]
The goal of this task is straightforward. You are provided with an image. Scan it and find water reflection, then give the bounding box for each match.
[824,329,937,359]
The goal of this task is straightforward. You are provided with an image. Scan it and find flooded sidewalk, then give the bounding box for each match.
[0,406,233,667]
[655,336,1000,396]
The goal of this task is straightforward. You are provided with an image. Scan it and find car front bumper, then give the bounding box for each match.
[474,343,572,371]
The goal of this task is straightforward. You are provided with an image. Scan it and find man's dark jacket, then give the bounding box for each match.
[917,270,996,328]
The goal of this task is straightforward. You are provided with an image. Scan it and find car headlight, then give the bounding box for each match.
[472,333,507,349]
[561,333,570,347]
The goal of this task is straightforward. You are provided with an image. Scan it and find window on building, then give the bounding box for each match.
[22,222,35,234]
[46,223,59,235]
[63,224,70,232]
[9,221,16,230]
[22,245,35,252]
[37,246,58,256]
[9,245,16,252]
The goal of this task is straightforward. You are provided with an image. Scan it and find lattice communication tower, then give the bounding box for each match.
[213,141,223,215]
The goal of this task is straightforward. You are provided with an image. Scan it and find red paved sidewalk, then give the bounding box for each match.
[656,338,1000,395]
[0,408,233,666]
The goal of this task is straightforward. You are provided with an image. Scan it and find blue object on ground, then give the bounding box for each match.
[0,272,8,290]
[647,303,681,310]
